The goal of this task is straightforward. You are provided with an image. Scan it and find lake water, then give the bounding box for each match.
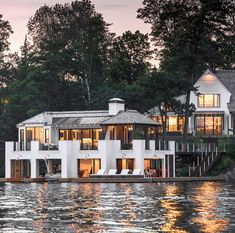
[0,182,235,233]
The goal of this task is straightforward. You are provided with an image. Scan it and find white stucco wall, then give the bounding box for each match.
[5,140,175,179]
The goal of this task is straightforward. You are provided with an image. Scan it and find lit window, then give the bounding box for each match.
[196,115,222,135]
[198,94,220,107]
[168,117,178,131]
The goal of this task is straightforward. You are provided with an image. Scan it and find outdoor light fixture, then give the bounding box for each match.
[84,154,90,159]
[122,153,126,158]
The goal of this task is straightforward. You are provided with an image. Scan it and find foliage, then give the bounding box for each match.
[138,0,235,139]
[108,30,152,84]
[27,0,112,107]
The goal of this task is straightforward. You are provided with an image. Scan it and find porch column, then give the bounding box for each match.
[30,159,39,178]
[162,158,166,178]
[5,158,11,178]
[5,142,14,178]
[168,141,176,177]
[61,158,68,178]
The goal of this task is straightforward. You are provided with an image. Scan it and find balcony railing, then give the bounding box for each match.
[39,143,58,151]
[155,140,169,150]
[121,143,133,150]
[13,142,24,151]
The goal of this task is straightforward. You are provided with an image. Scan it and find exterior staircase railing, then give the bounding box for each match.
[188,146,222,176]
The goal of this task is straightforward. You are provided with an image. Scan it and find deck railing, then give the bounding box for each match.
[155,140,169,150]
[175,141,225,153]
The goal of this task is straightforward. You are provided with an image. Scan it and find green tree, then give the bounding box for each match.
[0,14,13,87]
[138,0,235,139]
[108,30,152,84]
[27,0,112,107]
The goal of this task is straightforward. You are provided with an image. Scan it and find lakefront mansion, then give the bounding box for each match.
[5,69,235,179]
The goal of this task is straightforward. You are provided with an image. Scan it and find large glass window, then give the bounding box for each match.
[196,115,223,135]
[77,159,101,177]
[26,127,44,150]
[167,116,178,131]
[20,129,24,150]
[198,94,220,108]
[144,159,163,177]
[59,128,101,150]
[152,116,184,133]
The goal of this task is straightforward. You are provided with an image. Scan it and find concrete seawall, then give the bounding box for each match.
[0,175,226,183]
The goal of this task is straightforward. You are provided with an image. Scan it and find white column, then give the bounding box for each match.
[168,141,176,177]
[5,158,11,178]
[5,142,14,178]
[133,140,145,175]
[162,158,166,178]
[30,159,39,178]
[61,157,68,178]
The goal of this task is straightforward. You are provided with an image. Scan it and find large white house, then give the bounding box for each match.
[5,98,175,179]
[151,69,235,136]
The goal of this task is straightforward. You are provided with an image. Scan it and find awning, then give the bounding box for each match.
[193,111,224,116]
[52,116,110,129]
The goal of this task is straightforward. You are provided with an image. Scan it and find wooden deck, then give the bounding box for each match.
[0,175,226,183]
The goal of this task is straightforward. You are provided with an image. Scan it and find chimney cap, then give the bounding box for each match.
[108,98,125,103]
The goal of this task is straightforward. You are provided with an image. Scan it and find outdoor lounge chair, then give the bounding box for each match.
[108,169,117,175]
[96,169,106,175]
[132,169,141,175]
[120,169,130,175]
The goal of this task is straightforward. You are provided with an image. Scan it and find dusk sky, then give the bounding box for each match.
[1,0,151,53]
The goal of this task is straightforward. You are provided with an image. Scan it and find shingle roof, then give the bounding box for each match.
[101,110,161,126]
[216,70,235,95]
[216,70,235,111]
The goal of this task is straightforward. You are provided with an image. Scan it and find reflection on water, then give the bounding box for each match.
[0,182,234,232]
[191,182,230,233]
[160,185,188,233]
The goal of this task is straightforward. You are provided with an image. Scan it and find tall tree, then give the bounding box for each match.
[138,0,235,139]
[27,0,112,108]
[0,14,13,88]
[108,30,152,84]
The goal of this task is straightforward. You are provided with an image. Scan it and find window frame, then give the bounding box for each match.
[197,94,220,108]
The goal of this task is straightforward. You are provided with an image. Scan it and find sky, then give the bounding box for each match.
[0,0,151,53]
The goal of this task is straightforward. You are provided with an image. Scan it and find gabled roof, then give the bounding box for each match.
[101,110,161,126]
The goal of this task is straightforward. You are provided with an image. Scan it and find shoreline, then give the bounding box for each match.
[0,175,226,183]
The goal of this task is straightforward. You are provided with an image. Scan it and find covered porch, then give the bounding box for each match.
[101,110,161,150]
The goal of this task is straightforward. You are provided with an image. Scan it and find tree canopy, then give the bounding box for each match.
[138,0,235,138]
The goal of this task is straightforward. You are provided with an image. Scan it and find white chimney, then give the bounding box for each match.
[108,98,125,115]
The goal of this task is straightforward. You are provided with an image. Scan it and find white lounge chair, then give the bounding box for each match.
[132,169,141,175]
[96,169,106,175]
[120,169,130,175]
[108,169,117,175]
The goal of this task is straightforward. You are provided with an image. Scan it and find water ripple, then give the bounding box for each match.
[0,182,235,232]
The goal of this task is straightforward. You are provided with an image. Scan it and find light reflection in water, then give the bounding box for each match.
[119,183,137,227]
[33,182,49,232]
[160,184,188,233]
[67,184,105,232]
[192,182,229,233]
[0,182,234,233]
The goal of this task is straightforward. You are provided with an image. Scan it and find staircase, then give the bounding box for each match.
[189,149,222,177]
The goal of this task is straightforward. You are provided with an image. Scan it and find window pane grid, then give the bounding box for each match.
[198,94,220,108]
